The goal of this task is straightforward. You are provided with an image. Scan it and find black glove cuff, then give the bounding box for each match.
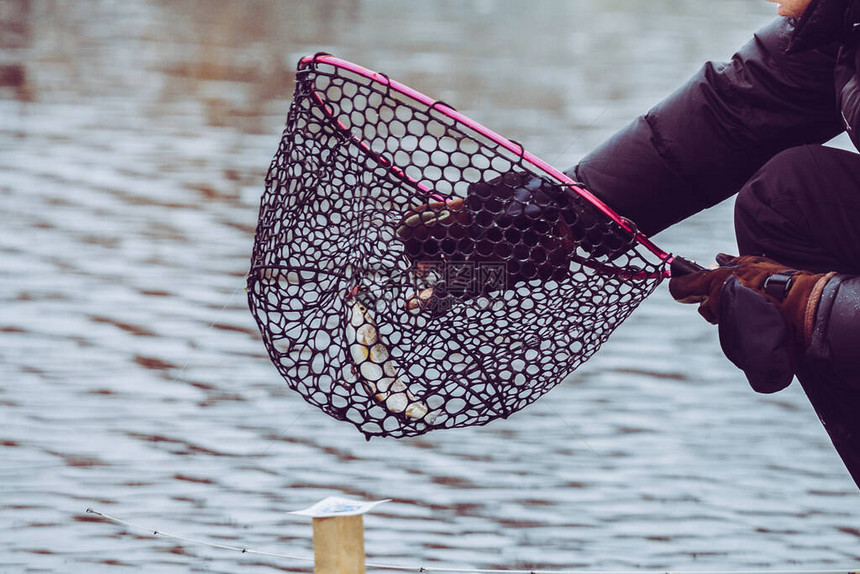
[718,276,795,393]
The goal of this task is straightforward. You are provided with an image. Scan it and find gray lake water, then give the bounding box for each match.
[2,1,860,572]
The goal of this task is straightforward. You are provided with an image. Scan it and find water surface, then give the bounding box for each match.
[2,1,860,572]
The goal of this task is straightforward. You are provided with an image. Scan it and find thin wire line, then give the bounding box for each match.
[85,508,860,574]
[258,403,314,457]
[86,508,314,563]
[388,569,860,574]
[173,274,250,381]
[544,403,607,465]
[549,109,607,167]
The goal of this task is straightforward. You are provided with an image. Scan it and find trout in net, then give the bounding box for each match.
[247,54,677,439]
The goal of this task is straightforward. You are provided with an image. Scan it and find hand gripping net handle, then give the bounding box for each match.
[248,53,673,439]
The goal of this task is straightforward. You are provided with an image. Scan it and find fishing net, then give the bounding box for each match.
[247,54,670,439]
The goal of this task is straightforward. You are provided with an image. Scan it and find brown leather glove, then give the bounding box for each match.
[669,253,835,350]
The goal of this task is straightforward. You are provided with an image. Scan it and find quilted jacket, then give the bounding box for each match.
[572,0,860,487]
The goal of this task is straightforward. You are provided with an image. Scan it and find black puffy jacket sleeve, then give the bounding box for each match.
[570,18,843,237]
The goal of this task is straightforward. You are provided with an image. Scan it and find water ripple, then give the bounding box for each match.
[3,1,859,572]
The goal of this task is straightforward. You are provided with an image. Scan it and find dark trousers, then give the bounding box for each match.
[735,144,860,274]
[735,144,860,488]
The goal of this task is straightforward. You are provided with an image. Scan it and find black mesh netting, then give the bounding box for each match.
[247,55,669,439]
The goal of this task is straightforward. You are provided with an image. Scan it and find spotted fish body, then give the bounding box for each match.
[345,297,433,421]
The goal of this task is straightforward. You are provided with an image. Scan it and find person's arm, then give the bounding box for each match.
[669,256,860,488]
[570,18,842,237]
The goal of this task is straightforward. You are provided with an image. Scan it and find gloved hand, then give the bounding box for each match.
[669,253,836,392]
[669,253,834,346]
[396,172,634,313]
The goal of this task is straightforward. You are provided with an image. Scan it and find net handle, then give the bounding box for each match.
[298,53,674,273]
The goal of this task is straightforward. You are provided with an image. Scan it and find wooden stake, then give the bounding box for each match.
[312,515,365,574]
